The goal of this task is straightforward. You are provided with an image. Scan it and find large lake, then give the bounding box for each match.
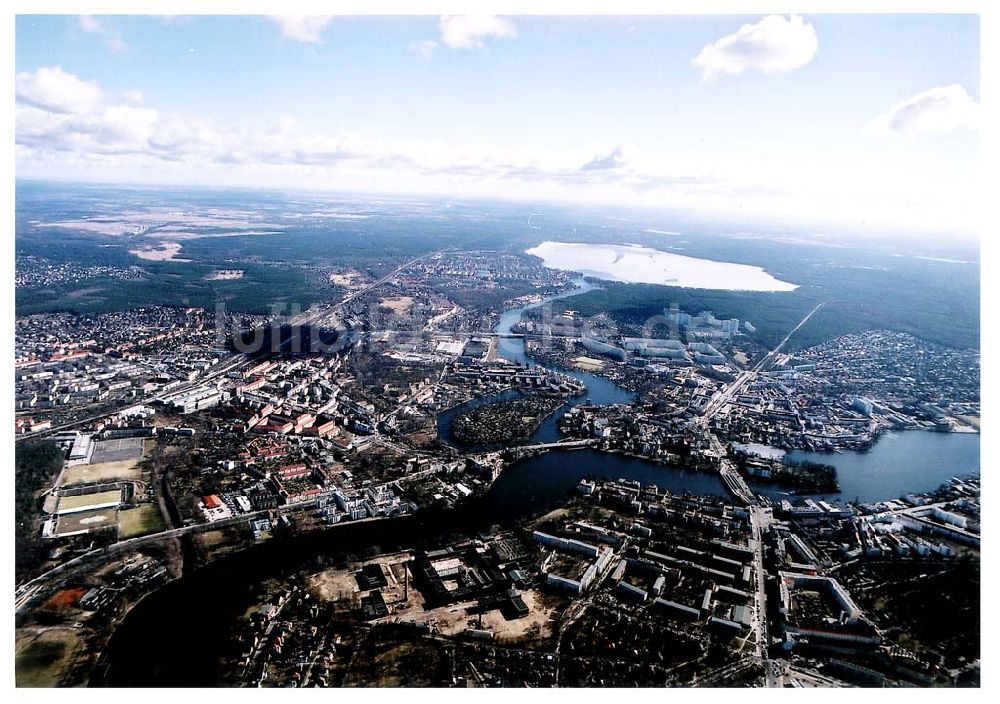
[525,241,798,291]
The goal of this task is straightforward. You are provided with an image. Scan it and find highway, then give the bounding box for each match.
[699,302,824,424]
[690,305,825,685]
[749,505,777,685]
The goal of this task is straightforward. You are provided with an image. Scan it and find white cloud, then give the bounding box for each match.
[409,40,438,59]
[15,66,102,114]
[864,84,981,137]
[13,67,978,235]
[580,146,629,171]
[121,89,145,105]
[78,15,101,33]
[78,15,128,52]
[270,16,333,44]
[439,15,516,50]
[692,15,817,81]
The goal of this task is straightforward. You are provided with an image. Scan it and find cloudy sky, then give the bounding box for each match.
[15,13,980,235]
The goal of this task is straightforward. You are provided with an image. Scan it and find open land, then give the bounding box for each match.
[129,242,190,262]
[118,505,166,538]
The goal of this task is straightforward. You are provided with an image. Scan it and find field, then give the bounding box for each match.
[60,438,148,486]
[329,272,362,286]
[56,489,124,514]
[206,269,244,280]
[379,295,414,314]
[573,355,605,371]
[44,587,89,610]
[15,627,83,687]
[90,437,146,463]
[129,241,190,261]
[308,566,364,605]
[60,458,143,486]
[53,508,119,536]
[118,504,165,538]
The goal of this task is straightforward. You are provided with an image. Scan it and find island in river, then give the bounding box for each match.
[451,396,565,447]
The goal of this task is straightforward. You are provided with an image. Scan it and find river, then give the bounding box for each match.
[95,279,978,685]
[438,279,632,448]
[749,430,980,504]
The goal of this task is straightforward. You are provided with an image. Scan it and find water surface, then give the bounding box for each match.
[752,430,979,503]
[526,241,798,291]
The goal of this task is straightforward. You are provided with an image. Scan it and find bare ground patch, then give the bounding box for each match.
[379,295,414,314]
[129,242,190,262]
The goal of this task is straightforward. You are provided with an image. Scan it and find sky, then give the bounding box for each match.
[14,13,981,235]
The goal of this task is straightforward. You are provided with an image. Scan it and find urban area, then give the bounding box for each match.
[14,247,980,688]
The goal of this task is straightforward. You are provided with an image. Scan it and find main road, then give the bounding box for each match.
[699,302,824,423]
[697,303,825,508]
[692,304,824,686]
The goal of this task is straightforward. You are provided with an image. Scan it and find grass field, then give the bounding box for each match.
[60,458,143,486]
[56,489,123,514]
[53,508,118,536]
[15,627,81,687]
[118,504,165,538]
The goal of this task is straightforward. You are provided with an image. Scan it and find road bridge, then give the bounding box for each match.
[508,438,598,453]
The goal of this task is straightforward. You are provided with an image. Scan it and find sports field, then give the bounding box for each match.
[60,458,142,486]
[53,508,118,536]
[60,437,147,487]
[118,504,165,538]
[56,489,123,514]
[90,437,145,463]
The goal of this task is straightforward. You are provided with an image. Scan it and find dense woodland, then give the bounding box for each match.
[14,443,65,581]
